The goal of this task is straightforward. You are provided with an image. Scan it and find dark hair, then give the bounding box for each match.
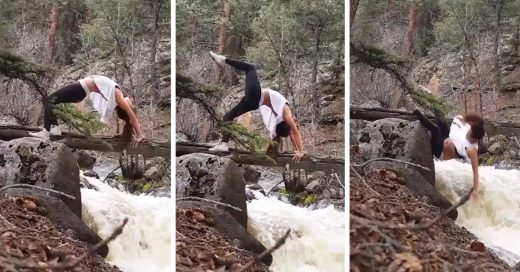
[275,121,291,137]
[464,112,485,139]
[115,104,135,143]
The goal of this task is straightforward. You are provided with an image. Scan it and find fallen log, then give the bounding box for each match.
[176,142,345,177]
[0,125,170,158]
[350,107,520,138]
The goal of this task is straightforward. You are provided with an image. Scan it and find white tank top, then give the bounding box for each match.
[260,89,288,138]
[449,117,478,160]
[79,75,119,124]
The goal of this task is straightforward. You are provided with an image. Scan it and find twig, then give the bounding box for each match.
[101,166,121,183]
[0,184,76,200]
[351,167,379,196]
[15,218,128,270]
[266,180,285,196]
[234,229,291,272]
[176,196,242,212]
[354,157,430,171]
[332,173,345,190]
[408,187,474,230]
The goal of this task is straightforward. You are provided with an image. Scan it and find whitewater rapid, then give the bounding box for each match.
[436,160,520,265]
[247,191,345,272]
[80,173,171,272]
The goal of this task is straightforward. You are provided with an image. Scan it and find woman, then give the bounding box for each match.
[208,51,305,162]
[414,110,485,199]
[29,75,143,146]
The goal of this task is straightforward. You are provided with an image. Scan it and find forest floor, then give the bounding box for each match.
[349,145,512,272]
[176,208,269,272]
[0,195,120,272]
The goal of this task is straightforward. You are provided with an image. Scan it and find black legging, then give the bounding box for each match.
[44,82,87,131]
[222,58,262,142]
[414,110,449,158]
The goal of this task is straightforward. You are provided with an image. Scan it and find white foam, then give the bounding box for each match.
[436,160,520,265]
[80,173,171,272]
[247,192,345,272]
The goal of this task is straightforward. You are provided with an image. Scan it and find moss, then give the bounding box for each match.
[304,194,317,206]
[142,183,153,192]
[486,156,496,166]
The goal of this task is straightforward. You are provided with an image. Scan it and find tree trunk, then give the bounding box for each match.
[492,0,504,118]
[211,0,231,83]
[48,3,60,64]
[405,3,417,55]
[150,0,164,102]
[0,125,170,158]
[350,0,361,30]
[311,23,322,84]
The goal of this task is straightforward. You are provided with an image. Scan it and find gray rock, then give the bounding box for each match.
[0,138,81,217]
[369,161,457,220]
[350,118,435,186]
[488,143,502,155]
[305,180,321,193]
[6,189,107,257]
[177,201,272,266]
[144,166,161,180]
[176,153,248,227]
[241,165,261,184]
[73,150,96,169]
[83,170,99,179]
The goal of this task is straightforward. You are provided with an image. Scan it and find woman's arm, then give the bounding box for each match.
[282,106,304,161]
[115,88,142,140]
[467,147,479,198]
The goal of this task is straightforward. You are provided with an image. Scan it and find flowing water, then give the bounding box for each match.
[247,191,345,272]
[80,173,172,272]
[435,160,520,266]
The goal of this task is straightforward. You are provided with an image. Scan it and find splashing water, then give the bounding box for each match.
[435,160,520,265]
[80,173,171,272]
[247,191,345,272]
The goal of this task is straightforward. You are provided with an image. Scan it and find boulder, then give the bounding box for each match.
[72,150,97,169]
[241,165,261,184]
[177,201,272,266]
[369,161,457,220]
[176,153,248,227]
[5,189,107,257]
[0,138,81,217]
[350,118,435,186]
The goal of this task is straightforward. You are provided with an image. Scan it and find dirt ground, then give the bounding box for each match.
[349,146,511,272]
[176,208,269,272]
[0,195,120,271]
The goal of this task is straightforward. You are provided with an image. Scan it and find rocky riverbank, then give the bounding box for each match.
[350,146,511,271]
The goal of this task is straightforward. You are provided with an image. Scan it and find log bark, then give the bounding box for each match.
[176,142,345,177]
[350,107,520,138]
[0,125,170,158]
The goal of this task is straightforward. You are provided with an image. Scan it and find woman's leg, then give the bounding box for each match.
[43,82,87,131]
[413,110,444,158]
[221,98,250,143]
[210,52,262,108]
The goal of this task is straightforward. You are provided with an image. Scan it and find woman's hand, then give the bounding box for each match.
[130,127,143,147]
[293,150,305,162]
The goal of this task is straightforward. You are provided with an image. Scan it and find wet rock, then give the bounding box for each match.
[245,184,265,200]
[514,262,520,272]
[176,153,248,227]
[0,138,81,217]
[80,176,97,190]
[241,165,261,184]
[177,201,272,266]
[305,180,321,193]
[83,170,99,179]
[350,118,435,186]
[368,161,458,220]
[147,186,171,198]
[144,166,161,180]
[488,143,502,155]
[73,150,97,169]
[5,189,108,257]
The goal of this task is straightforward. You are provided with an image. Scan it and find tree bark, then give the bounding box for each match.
[350,0,361,30]
[492,0,505,117]
[176,142,345,177]
[350,106,520,137]
[0,125,170,158]
[150,0,164,102]
[211,0,231,83]
[405,3,417,55]
[48,2,60,64]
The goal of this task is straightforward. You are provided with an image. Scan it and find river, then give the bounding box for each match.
[436,160,520,266]
[80,172,172,272]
